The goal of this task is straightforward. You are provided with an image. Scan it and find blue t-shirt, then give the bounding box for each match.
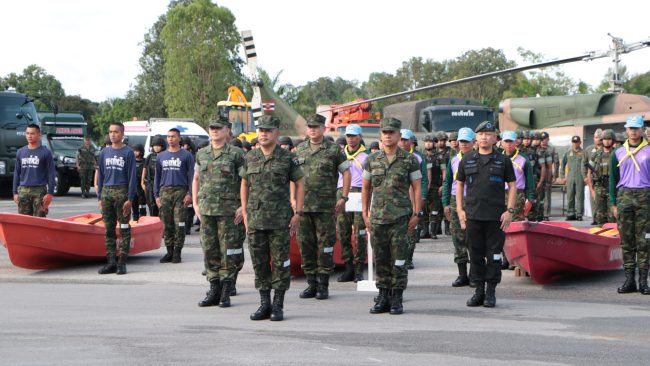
[97,145,137,200]
[13,145,56,195]
[154,149,195,198]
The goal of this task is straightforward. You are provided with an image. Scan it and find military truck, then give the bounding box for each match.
[0,90,39,196]
[38,111,97,196]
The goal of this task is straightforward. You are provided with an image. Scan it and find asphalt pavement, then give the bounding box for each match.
[1,188,649,365]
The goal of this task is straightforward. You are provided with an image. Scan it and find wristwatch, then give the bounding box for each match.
[340,196,349,202]
[416,211,425,218]
[507,208,515,214]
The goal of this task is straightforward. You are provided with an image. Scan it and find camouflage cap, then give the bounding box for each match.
[256,115,281,129]
[540,131,550,140]
[436,131,448,141]
[448,131,458,141]
[531,131,541,140]
[615,132,626,142]
[306,114,326,127]
[601,129,616,140]
[474,121,495,133]
[278,136,293,145]
[522,130,531,139]
[423,134,434,142]
[379,117,401,131]
[210,115,231,129]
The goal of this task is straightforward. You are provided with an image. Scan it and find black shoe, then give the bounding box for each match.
[467,283,485,307]
[198,280,221,307]
[419,227,430,239]
[618,268,637,293]
[160,246,173,263]
[484,283,497,307]
[172,246,182,263]
[501,255,510,270]
[354,265,364,282]
[444,220,451,236]
[406,260,415,270]
[638,269,650,295]
[452,263,470,287]
[201,270,207,276]
[116,254,127,275]
[590,220,598,226]
[429,222,437,239]
[315,274,329,300]
[219,280,232,308]
[299,274,317,298]
[270,290,285,321]
[575,216,582,221]
[370,288,391,314]
[98,254,117,274]
[230,285,237,296]
[337,263,354,282]
[250,290,272,321]
[389,289,404,315]
[566,215,576,221]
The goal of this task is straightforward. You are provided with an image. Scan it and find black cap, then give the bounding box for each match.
[571,135,581,143]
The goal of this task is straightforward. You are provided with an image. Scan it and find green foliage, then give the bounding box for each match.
[291,77,365,117]
[503,48,576,98]
[1,65,65,110]
[92,98,135,138]
[160,0,243,127]
[625,71,650,96]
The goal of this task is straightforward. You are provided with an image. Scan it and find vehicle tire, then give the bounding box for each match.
[54,172,69,196]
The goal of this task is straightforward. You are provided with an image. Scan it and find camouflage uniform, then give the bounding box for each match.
[422,146,441,237]
[133,158,147,220]
[521,144,543,221]
[159,187,187,249]
[583,144,600,223]
[538,143,558,218]
[101,186,131,257]
[430,144,451,234]
[17,186,48,217]
[336,188,366,273]
[76,144,96,197]
[591,147,615,225]
[143,152,159,216]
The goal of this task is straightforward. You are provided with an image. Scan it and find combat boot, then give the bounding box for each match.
[638,269,650,295]
[452,263,470,287]
[98,254,117,274]
[250,290,271,321]
[337,262,355,282]
[617,268,637,293]
[370,288,391,314]
[429,222,437,239]
[466,282,485,307]
[419,223,430,239]
[315,274,329,300]
[354,263,364,282]
[389,289,404,315]
[172,246,182,263]
[444,220,451,236]
[270,290,285,321]
[484,282,497,307]
[159,246,173,263]
[231,271,239,296]
[116,254,128,275]
[198,280,221,307]
[218,280,232,308]
[299,274,317,298]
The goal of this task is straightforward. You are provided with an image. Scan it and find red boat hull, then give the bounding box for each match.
[288,231,366,277]
[504,221,622,284]
[0,213,163,270]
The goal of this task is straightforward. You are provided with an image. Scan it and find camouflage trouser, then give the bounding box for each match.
[533,185,545,221]
[145,185,159,216]
[248,228,291,291]
[101,185,131,257]
[594,185,615,225]
[159,187,187,248]
[566,178,584,217]
[423,186,442,228]
[132,186,147,221]
[201,215,242,282]
[371,216,409,290]
[17,186,47,217]
[234,222,246,272]
[507,190,527,222]
[336,190,367,266]
[544,182,552,217]
[79,169,93,194]
[449,195,468,264]
[298,212,336,275]
[617,188,650,270]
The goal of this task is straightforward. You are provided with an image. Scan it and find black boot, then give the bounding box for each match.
[466,282,485,307]
[316,274,329,300]
[639,269,650,295]
[354,264,364,282]
[231,271,239,296]
[159,246,173,263]
[501,254,510,270]
[250,290,272,321]
[617,268,637,293]
[98,254,117,274]
[270,290,285,321]
[389,289,404,315]
[452,263,470,287]
[337,262,355,282]
[299,274,317,298]
[172,246,182,263]
[429,222,437,239]
[419,223,430,239]
[219,280,232,308]
[370,288,391,314]
[116,254,128,275]
[444,220,451,236]
[198,280,221,307]
[484,282,497,307]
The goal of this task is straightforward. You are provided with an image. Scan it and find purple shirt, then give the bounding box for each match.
[450,154,467,197]
[615,144,650,189]
[506,153,527,190]
[337,147,368,189]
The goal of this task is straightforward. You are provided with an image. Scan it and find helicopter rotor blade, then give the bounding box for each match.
[241,30,263,124]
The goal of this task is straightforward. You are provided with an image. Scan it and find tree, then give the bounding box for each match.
[292,77,364,117]
[92,98,136,138]
[504,48,576,99]
[161,0,243,126]
[624,71,650,96]
[1,65,65,110]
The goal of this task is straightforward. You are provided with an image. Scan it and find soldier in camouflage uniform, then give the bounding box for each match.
[193,118,245,308]
[587,129,616,225]
[241,115,305,321]
[539,132,558,220]
[142,136,165,217]
[529,133,547,221]
[610,116,650,295]
[295,114,351,300]
[362,118,423,315]
[421,134,441,239]
[76,136,96,198]
[584,129,603,225]
[448,131,460,156]
[434,131,452,235]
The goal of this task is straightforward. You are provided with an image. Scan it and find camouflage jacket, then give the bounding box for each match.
[432,146,451,186]
[363,148,421,224]
[144,152,158,186]
[582,144,601,177]
[295,139,349,212]
[76,144,96,170]
[240,145,303,230]
[196,144,245,216]
[591,148,613,183]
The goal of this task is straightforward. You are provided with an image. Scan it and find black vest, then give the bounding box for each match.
[462,150,508,221]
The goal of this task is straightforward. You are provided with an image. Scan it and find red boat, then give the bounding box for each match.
[504,221,622,284]
[288,233,365,276]
[0,213,163,270]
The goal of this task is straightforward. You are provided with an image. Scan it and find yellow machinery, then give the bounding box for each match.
[217,86,257,142]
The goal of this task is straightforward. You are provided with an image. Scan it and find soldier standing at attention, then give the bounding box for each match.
[142,136,165,217]
[610,116,650,295]
[155,128,195,264]
[539,132,557,220]
[241,115,304,321]
[362,118,422,315]
[97,122,137,275]
[131,144,147,221]
[584,129,603,225]
[13,123,55,217]
[193,118,245,308]
[500,131,535,222]
[421,134,441,239]
[448,131,460,155]
[529,132,547,221]
[435,131,452,236]
[336,124,368,283]
[76,136,96,198]
[295,114,351,300]
[560,136,585,221]
[442,127,475,287]
[456,121,516,308]
[587,129,616,225]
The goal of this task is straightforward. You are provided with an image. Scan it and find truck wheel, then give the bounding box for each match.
[54,172,69,196]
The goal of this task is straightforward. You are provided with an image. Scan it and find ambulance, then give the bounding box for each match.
[123,118,209,157]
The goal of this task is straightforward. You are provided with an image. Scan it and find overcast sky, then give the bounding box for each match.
[1,0,648,103]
